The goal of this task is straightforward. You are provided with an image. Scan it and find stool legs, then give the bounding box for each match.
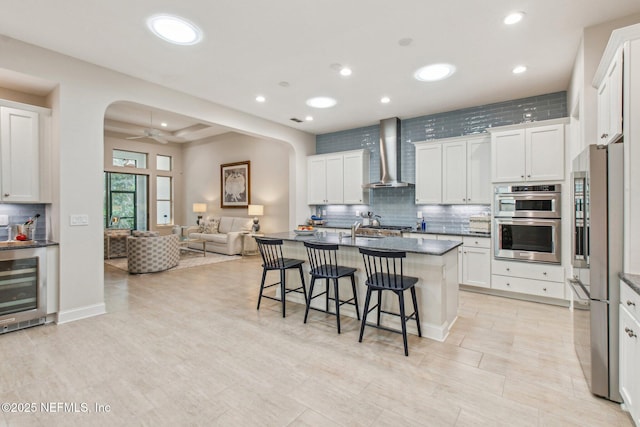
[303,276,317,324]
[257,265,306,318]
[257,269,268,310]
[398,290,409,356]
[411,287,422,337]
[334,279,341,334]
[280,269,287,318]
[350,275,361,320]
[359,287,373,343]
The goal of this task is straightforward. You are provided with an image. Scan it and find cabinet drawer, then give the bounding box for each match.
[462,236,490,248]
[621,280,640,320]
[492,275,564,299]
[491,259,564,283]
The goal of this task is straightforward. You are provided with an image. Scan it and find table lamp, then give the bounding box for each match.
[193,203,207,225]
[247,204,264,232]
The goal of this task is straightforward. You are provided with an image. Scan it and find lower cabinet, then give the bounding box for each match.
[461,236,491,288]
[491,259,565,299]
[620,280,640,426]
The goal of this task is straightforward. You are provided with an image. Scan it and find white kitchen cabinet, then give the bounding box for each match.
[490,120,565,183]
[416,135,490,205]
[0,106,40,202]
[343,150,370,204]
[491,258,566,300]
[596,47,623,145]
[442,140,467,204]
[415,142,442,204]
[307,149,369,205]
[461,236,491,288]
[620,280,640,426]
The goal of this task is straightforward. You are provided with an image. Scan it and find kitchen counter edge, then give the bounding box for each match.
[264,232,461,256]
[620,272,640,296]
[0,240,59,251]
[314,225,490,238]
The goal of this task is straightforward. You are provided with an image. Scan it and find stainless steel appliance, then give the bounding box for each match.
[494,184,562,264]
[494,184,562,218]
[355,225,411,237]
[363,118,413,188]
[568,143,623,403]
[0,247,47,334]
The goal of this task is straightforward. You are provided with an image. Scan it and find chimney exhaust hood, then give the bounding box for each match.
[363,117,413,188]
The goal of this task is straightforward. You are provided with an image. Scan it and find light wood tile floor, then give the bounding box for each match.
[0,256,633,426]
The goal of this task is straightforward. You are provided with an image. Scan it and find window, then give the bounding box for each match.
[156,176,173,225]
[157,155,172,171]
[104,172,148,230]
[113,150,147,169]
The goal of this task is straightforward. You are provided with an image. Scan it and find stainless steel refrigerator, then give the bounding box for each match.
[569,142,623,402]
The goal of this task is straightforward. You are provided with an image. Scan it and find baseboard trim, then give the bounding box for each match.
[56,303,106,324]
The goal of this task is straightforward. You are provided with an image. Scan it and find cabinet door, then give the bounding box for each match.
[526,124,564,182]
[619,306,639,424]
[598,49,623,145]
[324,155,344,204]
[343,151,365,204]
[462,246,491,288]
[442,140,467,204]
[307,156,327,204]
[0,107,40,202]
[415,143,442,204]
[491,130,525,183]
[466,137,491,204]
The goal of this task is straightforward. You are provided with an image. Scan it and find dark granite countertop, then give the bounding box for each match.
[265,232,461,256]
[620,273,640,296]
[0,240,59,251]
[315,225,490,238]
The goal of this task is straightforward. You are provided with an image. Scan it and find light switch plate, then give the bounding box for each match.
[70,214,89,226]
[0,214,8,226]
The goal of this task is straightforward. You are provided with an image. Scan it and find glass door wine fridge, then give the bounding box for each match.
[0,247,47,334]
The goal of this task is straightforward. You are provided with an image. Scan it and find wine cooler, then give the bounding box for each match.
[0,248,47,334]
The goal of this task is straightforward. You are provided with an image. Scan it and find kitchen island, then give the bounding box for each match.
[263,231,462,341]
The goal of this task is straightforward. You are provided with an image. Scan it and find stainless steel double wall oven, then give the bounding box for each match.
[494,184,562,264]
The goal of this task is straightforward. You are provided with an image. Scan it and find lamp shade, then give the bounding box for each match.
[247,204,264,216]
[192,203,207,213]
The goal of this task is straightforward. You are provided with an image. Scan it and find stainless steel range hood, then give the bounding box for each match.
[363,117,413,188]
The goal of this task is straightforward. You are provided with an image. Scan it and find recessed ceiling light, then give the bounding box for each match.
[380,96,391,104]
[306,97,337,109]
[160,122,168,127]
[340,67,352,77]
[512,65,527,74]
[504,12,525,25]
[255,95,266,103]
[414,63,456,82]
[147,14,203,45]
[305,116,314,121]
[398,38,413,47]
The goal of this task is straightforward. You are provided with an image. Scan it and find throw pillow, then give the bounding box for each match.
[205,219,220,234]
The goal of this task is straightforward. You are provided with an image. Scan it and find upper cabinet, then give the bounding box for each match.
[415,135,490,205]
[307,149,369,205]
[490,120,566,183]
[0,102,51,203]
[596,47,623,145]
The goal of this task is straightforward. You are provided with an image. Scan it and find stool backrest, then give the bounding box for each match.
[304,241,340,277]
[359,247,407,289]
[255,237,286,268]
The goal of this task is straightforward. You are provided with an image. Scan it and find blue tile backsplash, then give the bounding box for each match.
[314,91,567,229]
[0,204,47,241]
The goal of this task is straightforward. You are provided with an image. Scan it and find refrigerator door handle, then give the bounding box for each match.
[568,278,590,301]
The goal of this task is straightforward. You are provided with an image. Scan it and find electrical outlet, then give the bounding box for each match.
[417,211,423,218]
[0,215,8,226]
[322,209,327,216]
[70,214,89,226]
[355,211,361,217]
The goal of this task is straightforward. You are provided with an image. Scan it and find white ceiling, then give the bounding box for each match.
[1,1,640,135]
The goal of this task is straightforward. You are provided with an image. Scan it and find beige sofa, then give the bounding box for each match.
[187,217,252,255]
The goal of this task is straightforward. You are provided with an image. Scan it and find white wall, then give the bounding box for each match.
[183,133,292,233]
[0,36,315,323]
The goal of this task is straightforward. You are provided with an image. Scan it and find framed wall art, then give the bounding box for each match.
[221,161,250,208]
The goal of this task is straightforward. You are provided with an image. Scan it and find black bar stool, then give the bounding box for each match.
[255,237,307,318]
[303,241,360,334]
[358,247,421,356]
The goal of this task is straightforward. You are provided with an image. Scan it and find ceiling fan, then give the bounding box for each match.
[126,111,169,144]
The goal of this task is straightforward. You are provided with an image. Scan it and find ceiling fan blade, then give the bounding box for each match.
[126,135,146,140]
[152,136,169,144]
